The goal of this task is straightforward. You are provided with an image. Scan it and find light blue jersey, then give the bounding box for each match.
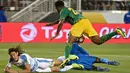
[6,53,54,72]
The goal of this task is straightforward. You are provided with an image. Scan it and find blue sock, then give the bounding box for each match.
[97,66,110,72]
[100,58,109,64]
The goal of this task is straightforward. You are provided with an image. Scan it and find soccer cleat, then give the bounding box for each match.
[103,68,110,72]
[68,55,79,60]
[59,55,79,68]
[97,66,110,72]
[59,58,70,68]
[116,27,126,38]
[108,61,120,66]
[72,63,84,69]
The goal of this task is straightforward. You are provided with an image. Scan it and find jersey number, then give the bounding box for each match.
[68,8,79,15]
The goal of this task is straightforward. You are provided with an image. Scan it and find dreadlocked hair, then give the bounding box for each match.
[8,45,25,56]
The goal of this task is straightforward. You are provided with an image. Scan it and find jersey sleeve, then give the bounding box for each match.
[60,8,69,20]
[21,55,31,65]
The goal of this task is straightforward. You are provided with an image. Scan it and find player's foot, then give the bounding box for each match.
[59,55,79,68]
[103,68,110,72]
[116,27,126,38]
[72,63,84,69]
[69,55,79,60]
[108,61,120,66]
[97,66,110,72]
[59,58,70,68]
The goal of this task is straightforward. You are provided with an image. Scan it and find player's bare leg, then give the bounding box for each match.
[65,28,126,58]
[90,27,126,45]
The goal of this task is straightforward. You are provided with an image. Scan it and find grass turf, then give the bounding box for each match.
[0,43,130,73]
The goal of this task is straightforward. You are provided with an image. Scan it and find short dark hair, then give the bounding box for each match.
[55,0,64,8]
[8,45,25,56]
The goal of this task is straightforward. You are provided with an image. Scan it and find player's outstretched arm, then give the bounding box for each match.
[4,66,11,73]
[45,20,59,26]
[4,61,12,73]
[50,19,64,40]
[5,64,31,73]
[4,69,19,73]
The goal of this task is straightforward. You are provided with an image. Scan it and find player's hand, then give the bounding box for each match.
[4,68,10,73]
[4,69,17,73]
[4,67,10,72]
[50,34,58,41]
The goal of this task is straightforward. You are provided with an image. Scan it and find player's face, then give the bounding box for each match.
[56,7,61,13]
[9,51,19,62]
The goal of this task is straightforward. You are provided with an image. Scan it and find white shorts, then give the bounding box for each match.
[35,67,51,72]
[34,58,54,72]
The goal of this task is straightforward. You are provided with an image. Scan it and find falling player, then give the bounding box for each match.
[58,36,120,72]
[4,45,82,73]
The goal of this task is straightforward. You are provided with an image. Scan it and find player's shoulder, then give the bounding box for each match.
[61,7,70,11]
[63,7,69,10]
[21,53,30,56]
[20,53,31,60]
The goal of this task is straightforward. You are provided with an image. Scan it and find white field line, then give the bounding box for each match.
[0,49,7,51]
[0,49,130,59]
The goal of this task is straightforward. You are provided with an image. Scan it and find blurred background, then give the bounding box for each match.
[0,0,129,23]
[0,0,130,73]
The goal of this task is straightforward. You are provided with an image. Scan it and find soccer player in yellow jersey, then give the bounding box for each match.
[45,0,126,58]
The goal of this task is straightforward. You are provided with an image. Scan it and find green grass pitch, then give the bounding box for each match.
[0,43,130,73]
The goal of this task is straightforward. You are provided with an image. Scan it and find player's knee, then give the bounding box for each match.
[90,36,102,45]
[92,40,102,45]
[68,39,76,44]
[68,36,78,44]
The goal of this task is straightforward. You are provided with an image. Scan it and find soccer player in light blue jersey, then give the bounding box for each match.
[58,36,120,72]
[4,45,82,73]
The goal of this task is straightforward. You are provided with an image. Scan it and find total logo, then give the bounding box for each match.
[20,23,37,42]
